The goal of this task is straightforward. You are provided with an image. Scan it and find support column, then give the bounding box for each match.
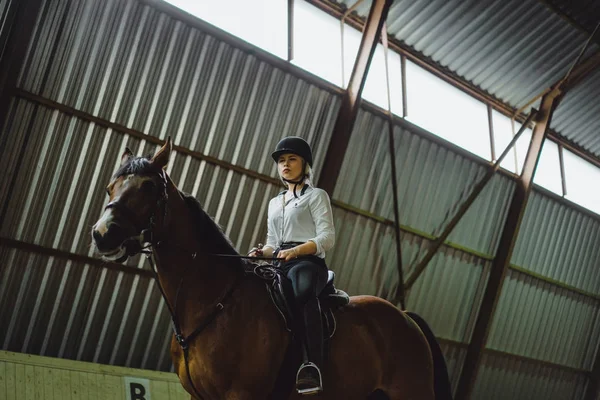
[287,0,294,62]
[317,0,393,195]
[454,88,561,399]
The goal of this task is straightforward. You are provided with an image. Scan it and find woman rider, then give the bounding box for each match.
[249,136,335,395]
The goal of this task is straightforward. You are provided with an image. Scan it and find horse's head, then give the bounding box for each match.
[92,137,172,262]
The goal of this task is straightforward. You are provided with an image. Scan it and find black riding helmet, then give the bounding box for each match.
[271,136,313,166]
[272,137,313,198]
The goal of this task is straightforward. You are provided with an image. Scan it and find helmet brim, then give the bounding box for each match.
[271,149,309,165]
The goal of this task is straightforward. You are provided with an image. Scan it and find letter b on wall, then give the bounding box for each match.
[124,377,151,400]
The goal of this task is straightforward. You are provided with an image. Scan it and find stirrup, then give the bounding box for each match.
[296,362,323,395]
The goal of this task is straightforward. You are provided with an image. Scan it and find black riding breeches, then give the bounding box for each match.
[280,256,328,307]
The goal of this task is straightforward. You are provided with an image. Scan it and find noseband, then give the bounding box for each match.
[104,167,281,399]
[103,169,169,261]
[106,168,239,400]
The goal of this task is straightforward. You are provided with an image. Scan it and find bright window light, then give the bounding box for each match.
[342,25,403,116]
[534,140,562,196]
[563,150,600,215]
[491,111,547,178]
[165,0,287,59]
[491,110,518,173]
[293,0,342,86]
[165,0,598,217]
[406,60,490,160]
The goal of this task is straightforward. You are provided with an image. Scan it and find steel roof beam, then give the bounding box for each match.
[560,50,600,94]
[454,87,561,400]
[317,0,393,194]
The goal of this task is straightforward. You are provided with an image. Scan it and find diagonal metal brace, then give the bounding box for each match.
[404,110,538,290]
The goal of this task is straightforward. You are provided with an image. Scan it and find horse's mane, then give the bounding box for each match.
[179,191,240,257]
[116,155,241,259]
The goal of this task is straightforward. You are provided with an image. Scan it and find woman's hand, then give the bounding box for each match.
[248,249,262,257]
[278,247,300,262]
[248,243,264,257]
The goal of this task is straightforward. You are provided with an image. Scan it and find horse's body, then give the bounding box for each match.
[92,139,451,400]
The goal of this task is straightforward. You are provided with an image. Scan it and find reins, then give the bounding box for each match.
[113,169,282,399]
[106,169,280,400]
[141,242,281,400]
[142,243,239,400]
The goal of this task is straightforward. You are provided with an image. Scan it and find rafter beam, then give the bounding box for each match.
[454,86,562,400]
[317,0,393,194]
[560,50,600,93]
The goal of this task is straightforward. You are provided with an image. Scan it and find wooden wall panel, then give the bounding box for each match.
[0,351,188,399]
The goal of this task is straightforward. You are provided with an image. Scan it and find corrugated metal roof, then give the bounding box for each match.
[543,0,600,33]
[334,0,600,159]
[552,66,600,153]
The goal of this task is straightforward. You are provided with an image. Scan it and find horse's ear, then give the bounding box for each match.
[151,136,172,169]
[121,147,133,166]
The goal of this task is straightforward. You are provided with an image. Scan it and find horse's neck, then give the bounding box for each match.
[154,188,240,325]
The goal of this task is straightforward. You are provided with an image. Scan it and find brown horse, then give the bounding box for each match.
[91,138,452,400]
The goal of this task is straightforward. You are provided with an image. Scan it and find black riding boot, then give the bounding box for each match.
[296,297,324,395]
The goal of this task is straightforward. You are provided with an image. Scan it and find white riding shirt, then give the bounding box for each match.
[265,186,335,259]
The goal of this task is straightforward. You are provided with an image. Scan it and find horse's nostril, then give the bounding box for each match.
[93,223,126,252]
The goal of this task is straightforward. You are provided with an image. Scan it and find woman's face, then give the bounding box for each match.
[278,153,304,182]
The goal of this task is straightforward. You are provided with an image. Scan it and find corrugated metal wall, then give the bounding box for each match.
[333,106,600,397]
[514,191,600,294]
[0,0,17,62]
[0,0,339,372]
[0,0,599,398]
[472,351,588,400]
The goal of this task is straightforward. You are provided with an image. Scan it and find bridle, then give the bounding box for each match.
[104,168,277,400]
[105,168,225,399]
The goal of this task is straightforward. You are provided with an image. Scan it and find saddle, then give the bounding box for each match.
[250,264,350,340]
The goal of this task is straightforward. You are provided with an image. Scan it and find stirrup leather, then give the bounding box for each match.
[296,362,323,395]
